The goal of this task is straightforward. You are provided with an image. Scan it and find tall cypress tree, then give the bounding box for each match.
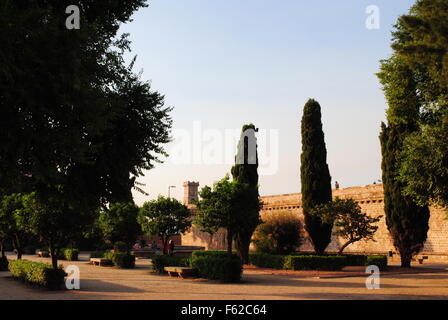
[231,124,261,264]
[300,99,333,254]
[378,55,430,268]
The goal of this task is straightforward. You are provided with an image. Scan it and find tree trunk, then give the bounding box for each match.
[400,250,412,268]
[0,239,5,259]
[162,236,169,255]
[338,239,356,255]
[226,231,233,258]
[236,234,251,264]
[13,236,22,260]
[49,242,58,269]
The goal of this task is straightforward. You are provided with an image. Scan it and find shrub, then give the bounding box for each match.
[283,255,347,271]
[151,255,190,273]
[252,212,302,255]
[190,255,242,283]
[344,254,367,266]
[63,248,79,261]
[191,250,238,259]
[104,252,135,268]
[249,253,286,269]
[8,259,66,290]
[90,251,106,258]
[0,256,8,271]
[366,255,388,270]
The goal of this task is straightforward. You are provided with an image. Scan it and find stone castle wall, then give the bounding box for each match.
[181,184,448,256]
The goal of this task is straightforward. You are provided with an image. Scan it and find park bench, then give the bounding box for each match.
[164,266,196,279]
[90,258,112,267]
[417,255,429,264]
[37,251,50,258]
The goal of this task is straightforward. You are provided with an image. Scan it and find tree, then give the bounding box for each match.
[98,202,141,254]
[0,194,32,259]
[377,55,431,268]
[312,198,382,255]
[231,124,262,264]
[138,196,191,254]
[385,0,448,208]
[253,212,302,255]
[194,176,250,258]
[300,99,333,254]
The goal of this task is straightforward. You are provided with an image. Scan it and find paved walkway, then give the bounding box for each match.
[1,253,448,300]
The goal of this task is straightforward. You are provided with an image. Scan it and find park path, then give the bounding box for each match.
[1,253,448,300]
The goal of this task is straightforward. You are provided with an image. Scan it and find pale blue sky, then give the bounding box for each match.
[120,0,415,205]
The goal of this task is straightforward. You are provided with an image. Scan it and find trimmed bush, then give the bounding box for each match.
[283,255,347,271]
[190,255,242,283]
[253,213,302,255]
[104,252,135,268]
[113,241,127,253]
[249,253,286,269]
[0,256,8,271]
[63,248,79,261]
[90,251,106,258]
[344,254,367,266]
[366,255,388,270]
[150,255,190,273]
[8,259,66,290]
[191,250,238,259]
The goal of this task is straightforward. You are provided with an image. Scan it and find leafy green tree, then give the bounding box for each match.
[0,194,33,259]
[300,99,333,254]
[195,175,251,258]
[98,202,141,254]
[378,55,430,268]
[253,212,302,255]
[138,196,191,254]
[384,0,448,208]
[231,124,262,264]
[312,198,382,255]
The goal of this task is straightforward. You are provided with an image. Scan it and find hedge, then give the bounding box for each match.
[366,255,388,270]
[283,255,347,271]
[8,259,67,290]
[62,249,79,261]
[191,250,238,259]
[343,254,367,266]
[0,256,8,271]
[150,255,190,274]
[249,252,286,269]
[90,251,135,268]
[190,255,242,283]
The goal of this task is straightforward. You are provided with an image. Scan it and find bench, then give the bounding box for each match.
[37,251,50,258]
[164,267,196,279]
[90,258,112,267]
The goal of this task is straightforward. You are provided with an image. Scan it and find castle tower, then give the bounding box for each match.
[183,181,199,206]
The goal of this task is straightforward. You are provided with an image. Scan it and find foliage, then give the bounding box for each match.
[150,255,190,274]
[231,124,262,264]
[139,196,191,254]
[191,250,239,259]
[63,248,79,261]
[312,198,382,254]
[252,212,302,255]
[249,253,286,269]
[0,256,8,271]
[366,255,388,270]
[90,251,106,259]
[283,255,347,271]
[8,259,66,290]
[113,241,128,253]
[190,255,243,283]
[194,175,254,257]
[379,0,448,208]
[300,99,333,254]
[103,252,136,268]
[98,202,141,254]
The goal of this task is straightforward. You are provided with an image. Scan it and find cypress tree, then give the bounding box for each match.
[231,124,261,264]
[378,56,430,268]
[300,99,333,254]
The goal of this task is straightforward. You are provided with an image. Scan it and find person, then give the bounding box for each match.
[168,239,175,256]
[335,181,340,189]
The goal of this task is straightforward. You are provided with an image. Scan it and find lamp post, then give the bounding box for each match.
[168,185,176,198]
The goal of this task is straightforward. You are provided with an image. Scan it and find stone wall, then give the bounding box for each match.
[181,184,448,258]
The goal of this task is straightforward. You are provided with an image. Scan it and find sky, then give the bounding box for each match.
[118,0,416,205]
